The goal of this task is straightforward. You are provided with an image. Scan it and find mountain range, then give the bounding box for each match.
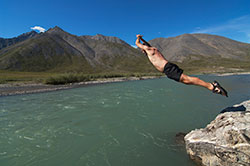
[1,26,250,74]
[0,26,154,73]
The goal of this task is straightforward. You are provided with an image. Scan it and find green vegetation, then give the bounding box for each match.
[1,55,250,85]
[177,55,250,75]
[0,70,162,85]
[1,54,250,85]
[0,70,56,84]
[45,72,163,85]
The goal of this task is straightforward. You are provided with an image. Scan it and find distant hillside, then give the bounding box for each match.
[149,33,250,62]
[0,31,37,50]
[0,26,155,73]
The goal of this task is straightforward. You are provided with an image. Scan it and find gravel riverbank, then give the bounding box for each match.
[0,76,159,97]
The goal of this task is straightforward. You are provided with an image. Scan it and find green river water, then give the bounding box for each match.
[0,74,250,166]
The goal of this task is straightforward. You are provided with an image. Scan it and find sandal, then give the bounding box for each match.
[212,81,228,97]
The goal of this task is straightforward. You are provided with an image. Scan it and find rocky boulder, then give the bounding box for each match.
[184,100,250,166]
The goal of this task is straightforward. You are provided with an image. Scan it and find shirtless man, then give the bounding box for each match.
[135,34,228,97]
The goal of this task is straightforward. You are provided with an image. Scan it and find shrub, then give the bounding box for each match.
[44,72,162,85]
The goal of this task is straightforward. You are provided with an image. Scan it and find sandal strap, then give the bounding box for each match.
[212,82,218,93]
[212,82,221,94]
[211,81,228,97]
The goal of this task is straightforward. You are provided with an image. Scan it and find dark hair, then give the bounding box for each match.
[142,42,151,47]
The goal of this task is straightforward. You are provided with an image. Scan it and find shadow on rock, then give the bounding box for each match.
[220,105,246,113]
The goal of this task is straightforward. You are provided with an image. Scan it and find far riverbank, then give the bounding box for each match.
[0,76,160,97]
[215,71,250,76]
[1,71,250,97]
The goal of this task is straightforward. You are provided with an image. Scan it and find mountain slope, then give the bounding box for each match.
[0,27,155,73]
[0,31,38,50]
[149,33,250,63]
[81,34,129,46]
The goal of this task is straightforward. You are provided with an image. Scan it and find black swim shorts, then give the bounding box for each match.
[163,62,183,82]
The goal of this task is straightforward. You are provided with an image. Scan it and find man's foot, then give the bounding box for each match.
[211,81,228,97]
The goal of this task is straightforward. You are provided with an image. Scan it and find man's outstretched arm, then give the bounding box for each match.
[135,34,149,50]
[139,37,151,47]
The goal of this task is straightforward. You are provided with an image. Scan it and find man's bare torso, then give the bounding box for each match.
[144,47,168,72]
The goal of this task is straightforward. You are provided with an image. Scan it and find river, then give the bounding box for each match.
[0,74,250,166]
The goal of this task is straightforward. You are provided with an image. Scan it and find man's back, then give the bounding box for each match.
[144,47,168,72]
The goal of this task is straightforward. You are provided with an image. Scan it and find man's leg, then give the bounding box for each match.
[179,74,213,91]
[179,74,228,97]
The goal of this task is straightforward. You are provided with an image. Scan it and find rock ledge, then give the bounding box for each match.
[185,100,250,166]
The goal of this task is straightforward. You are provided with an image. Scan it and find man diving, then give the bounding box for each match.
[135,34,228,97]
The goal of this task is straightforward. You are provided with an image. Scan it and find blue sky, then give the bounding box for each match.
[1,0,250,45]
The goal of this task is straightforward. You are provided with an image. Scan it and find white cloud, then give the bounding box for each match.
[31,26,46,33]
[192,15,250,43]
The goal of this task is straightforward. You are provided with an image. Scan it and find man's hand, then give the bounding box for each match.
[136,34,143,38]
[135,34,148,50]
[136,35,151,47]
